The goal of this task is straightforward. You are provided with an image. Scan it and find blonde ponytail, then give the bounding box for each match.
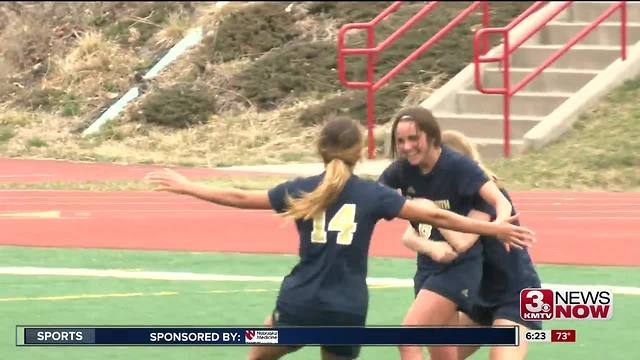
[442,130,500,184]
[283,158,352,220]
[281,117,364,221]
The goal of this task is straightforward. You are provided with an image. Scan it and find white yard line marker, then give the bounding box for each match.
[0,289,281,302]
[0,291,178,302]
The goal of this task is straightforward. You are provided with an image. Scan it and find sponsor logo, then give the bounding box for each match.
[244,330,279,344]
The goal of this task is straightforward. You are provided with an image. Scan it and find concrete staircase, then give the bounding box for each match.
[388,2,640,160]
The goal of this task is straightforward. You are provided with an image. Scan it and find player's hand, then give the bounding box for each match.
[425,241,458,263]
[495,213,536,251]
[144,168,193,194]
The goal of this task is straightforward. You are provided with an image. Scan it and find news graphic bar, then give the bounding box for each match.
[16,326,519,346]
[524,330,550,343]
[525,329,577,343]
[550,329,576,343]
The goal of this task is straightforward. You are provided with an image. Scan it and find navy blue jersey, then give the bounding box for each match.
[378,145,489,272]
[268,173,406,318]
[473,188,541,306]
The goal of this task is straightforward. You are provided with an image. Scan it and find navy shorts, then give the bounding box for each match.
[414,257,483,316]
[271,305,365,359]
[467,298,542,330]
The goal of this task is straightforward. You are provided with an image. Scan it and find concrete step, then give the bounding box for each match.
[435,113,543,139]
[568,2,640,23]
[510,45,624,70]
[468,137,525,161]
[456,90,571,117]
[477,67,598,93]
[534,21,640,46]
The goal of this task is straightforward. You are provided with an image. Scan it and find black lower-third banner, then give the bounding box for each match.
[17,326,519,346]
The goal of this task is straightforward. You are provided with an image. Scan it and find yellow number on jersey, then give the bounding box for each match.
[329,204,357,245]
[311,211,327,243]
[418,223,433,238]
[310,204,358,245]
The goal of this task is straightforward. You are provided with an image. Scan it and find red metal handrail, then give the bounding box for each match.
[473,1,627,158]
[338,1,490,159]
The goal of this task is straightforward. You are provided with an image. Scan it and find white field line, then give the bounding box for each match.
[0,289,279,302]
[0,174,54,178]
[1,266,639,296]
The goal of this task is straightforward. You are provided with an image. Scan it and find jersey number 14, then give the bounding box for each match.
[311,204,358,245]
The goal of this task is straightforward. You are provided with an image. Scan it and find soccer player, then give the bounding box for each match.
[378,107,520,360]
[145,117,535,360]
[403,130,542,360]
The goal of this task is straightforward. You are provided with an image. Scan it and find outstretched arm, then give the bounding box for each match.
[397,199,535,248]
[438,209,490,253]
[439,209,528,252]
[401,225,458,263]
[145,168,272,209]
[478,181,512,224]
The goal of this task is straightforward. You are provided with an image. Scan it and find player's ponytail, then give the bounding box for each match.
[283,117,364,220]
[442,130,499,184]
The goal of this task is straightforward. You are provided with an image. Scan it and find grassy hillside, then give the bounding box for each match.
[0,1,532,165]
[0,1,637,191]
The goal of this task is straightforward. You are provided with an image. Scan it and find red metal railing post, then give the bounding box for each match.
[621,1,627,60]
[502,31,511,158]
[481,1,490,55]
[367,27,377,159]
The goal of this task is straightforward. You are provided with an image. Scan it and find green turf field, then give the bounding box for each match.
[1,246,638,359]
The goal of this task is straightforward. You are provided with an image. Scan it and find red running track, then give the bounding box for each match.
[1,190,638,266]
[0,157,292,183]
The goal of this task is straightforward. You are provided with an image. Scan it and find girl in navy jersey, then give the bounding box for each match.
[146,117,534,360]
[404,130,542,360]
[379,107,524,360]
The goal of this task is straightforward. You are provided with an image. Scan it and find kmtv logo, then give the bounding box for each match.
[520,287,613,320]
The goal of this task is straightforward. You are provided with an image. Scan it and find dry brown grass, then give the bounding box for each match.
[291,13,339,43]
[0,57,19,98]
[2,97,323,167]
[400,73,448,108]
[2,110,85,157]
[49,31,139,94]
[0,110,35,127]
[154,57,255,115]
[147,2,255,109]
[136,99,323,166]
[151,11,193,49]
